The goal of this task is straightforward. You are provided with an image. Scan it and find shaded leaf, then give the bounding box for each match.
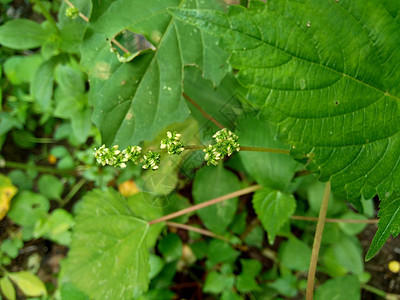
[315,275,360,300]
[193,165,240,234]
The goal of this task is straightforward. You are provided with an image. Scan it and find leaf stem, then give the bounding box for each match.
[61,178,87,207]
[30,0,58,28]
[2,161,74,176]
[306,181,330,300]
[182,93,224,129]
[149,185,262,225]
[165,221,229,242]
[291,215,378,224]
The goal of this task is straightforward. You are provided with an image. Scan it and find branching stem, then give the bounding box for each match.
[306,181,330,300]
[149,185,262,225]
[165,222,229,242]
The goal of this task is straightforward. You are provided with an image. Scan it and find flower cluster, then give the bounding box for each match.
[94,145,142,169]
[203,128,240,166]
[160,131,184,155]
[141,151,161,170]
[65,7,80,19]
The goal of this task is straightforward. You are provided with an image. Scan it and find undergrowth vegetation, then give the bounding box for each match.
[1,0,400,299]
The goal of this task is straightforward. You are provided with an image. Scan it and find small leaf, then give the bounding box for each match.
[0,19,48,49]
[203,271,234,294]
[0,174,17,220]
[279,237,311,272]
[252,187,296,244]
[0,276,16,300]
[62,189,150,299]
[8,272,47,297]
[366,194,400,261]
[7,191,49,227]
[38,175,63,201]
[30,58,59,110]
[158,233,182,263]
[207,240,239,266]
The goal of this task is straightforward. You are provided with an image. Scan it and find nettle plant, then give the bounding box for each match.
[1,0,400,298]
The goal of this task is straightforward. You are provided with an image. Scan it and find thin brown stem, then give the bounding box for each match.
[291,215,378,224]
[182,93,224,129]
[165,222,229,242]
[306,181,330,300]
[149,185,262,225]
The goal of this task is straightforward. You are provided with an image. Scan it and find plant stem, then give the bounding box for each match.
[61,178,87,207]
[30,0,58,28]
[165,221,229,242]
[2,161,74,175]
[149,185,262,225]
[306,181,330,300]
[183,144,290,154]
[182,93,224,129]
[291,215,378,224]
[361,284,387,298]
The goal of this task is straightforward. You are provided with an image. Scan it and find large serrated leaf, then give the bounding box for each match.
[366,194,400,261]
[170,0,400,201]
[62,189,150,299]
[82,0,229,147]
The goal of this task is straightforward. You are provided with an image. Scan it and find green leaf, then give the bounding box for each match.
[4,55,43,85]
[322,236,363,276]
[315,275,360,300]
[243,225,264,249]
[279,237,311,272]
[0,19,48,49]
[38,174,63,200]
[83,0,229,147]
[8,272,46,297]
[157,233,182,263]
[30,58,59,110]
[62,189,150,299]
[252,187,296,244]
[0,277,16,300]
[366,194,400,260]
[207,240,239,266]
[193,165,240,234]
[60,282,89,300]
[8,191,50,227]
[171,1,400,201]
[149,254,165,280]
[203,271,234,294]
[238,119,300,190]
[236,259,262,293]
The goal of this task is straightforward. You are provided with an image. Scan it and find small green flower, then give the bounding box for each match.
[65,7,80,19]
[203,128,240,165]
[141,151,161,170]
[160,131,185,155]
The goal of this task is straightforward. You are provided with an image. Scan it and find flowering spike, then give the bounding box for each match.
[141,151,161,170]
[160,131,184,155]
[94,144,142,169]
[203,128,240,165]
